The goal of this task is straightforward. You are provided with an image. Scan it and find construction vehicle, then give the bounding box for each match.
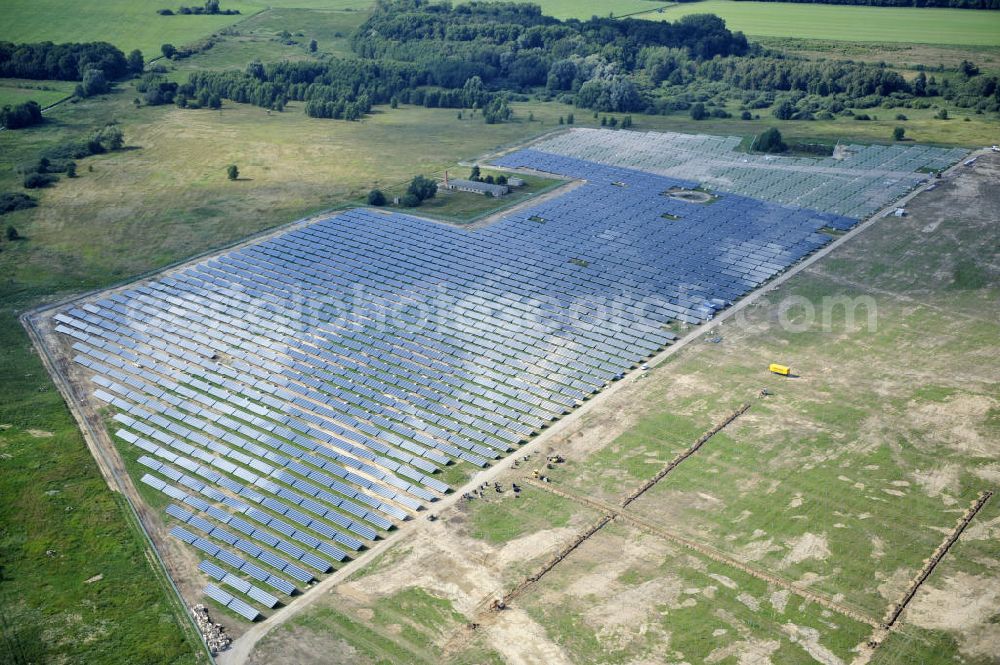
[769,363,791,376]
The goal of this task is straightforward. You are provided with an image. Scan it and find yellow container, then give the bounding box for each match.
[769,363,790,376]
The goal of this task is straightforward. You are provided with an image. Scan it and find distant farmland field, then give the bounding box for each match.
[0,0,674,59]
[0,79,75,108]
[7,0,995,53]
[0,0,264,55]
[503,0,674,19]
[635,0,1000,45]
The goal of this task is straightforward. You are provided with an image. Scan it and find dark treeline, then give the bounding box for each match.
[353,0,749,89]
[733,0,999,8]
[642,48,999,116]
[0,41,129,81]
[0,193,37,216]
[179,1,750,119]
[184,59,433,118]
[1,101,43,129]
[158,0,241,15]
[343,0,752,114]
[353,1,749,60]
[696,58,911,97]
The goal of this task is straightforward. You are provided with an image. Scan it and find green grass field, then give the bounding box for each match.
[233,7,370,53]
[483,0,674,19]
[756,37,1000,73]
[637,0,1000,45]
[0,0,377,58]
[628,101,996,148]
[520,521,874,664]
[0,0,267,56]
[549,265,997,615]
[163,8,368,79]
[0,79,76,109]
[376,170,564,224]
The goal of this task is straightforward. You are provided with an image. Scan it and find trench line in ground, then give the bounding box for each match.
[851,490,994,664]
[470,401,753,619]
[621,402,752,509]
[881,490,993,630]
[525,478,880,628]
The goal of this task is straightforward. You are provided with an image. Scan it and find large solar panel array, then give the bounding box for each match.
[526,128,967,218]
[55,144,871,620]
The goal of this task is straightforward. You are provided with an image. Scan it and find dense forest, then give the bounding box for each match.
[0,42,131,81]
[182,0,750,117]
[183,59,429,117]
[176,0,998,121]
[0,101,43,129]
[732,0,1000,9]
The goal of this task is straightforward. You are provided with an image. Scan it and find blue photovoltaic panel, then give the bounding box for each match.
[263,575,296,596]
[222,573,252,594]
[204,583,234,606]
[199,560,227,581]
[284,565,313,584]
[247,586,280,608]
[227,598,261,622]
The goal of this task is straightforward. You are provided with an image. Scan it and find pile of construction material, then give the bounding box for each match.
[193,604,231,654]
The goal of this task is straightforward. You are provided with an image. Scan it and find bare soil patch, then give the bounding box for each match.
[781,533,832,568]
[906,572,1000,661]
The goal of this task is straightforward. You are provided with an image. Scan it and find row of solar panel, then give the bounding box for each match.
[67,323,441,506]
[193,250,656,397]
[526,129,963,218]
[167,517,307,590]
[135,273,596,433]
[69,294,488,470]
[198,560,279,608]
[88,292,476,471]
[203,584,261,622]
[332,204,824,312]
[122,422,380,544]
[146,470,342,571]
[80,346,422,523]
[290,218,713,324]
[128,272,572,434]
